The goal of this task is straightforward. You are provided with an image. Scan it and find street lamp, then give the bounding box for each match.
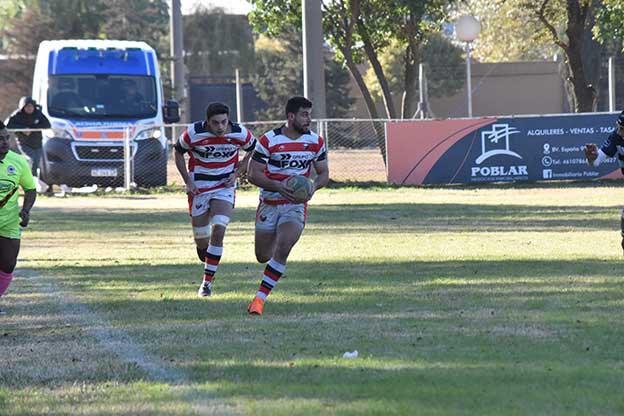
[455,15,481,118]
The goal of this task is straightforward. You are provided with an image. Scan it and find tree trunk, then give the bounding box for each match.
[358,25,397,119]
[564,0,596,112]
[537,0,596,112]
[402,38,420,118]
[343,57,379,119]
[342,53,387,163]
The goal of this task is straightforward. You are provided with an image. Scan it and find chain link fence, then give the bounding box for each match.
[239,119,388,183]
[7,119,390,192]
[6,125,169,193]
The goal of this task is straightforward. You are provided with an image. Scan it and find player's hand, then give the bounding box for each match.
[185,181,199,196]
[278,179,298,203]
[584,143,598,165]
[19,209,30,227]
[223,172,237,188]
[295,185,314,204]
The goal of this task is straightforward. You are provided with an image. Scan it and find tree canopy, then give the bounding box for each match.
[250,0,456,119]
[0,0,169,115]
[183,7,256,78]
[252,31,354,120]
[250,0,457,161]
[455,0,624,112]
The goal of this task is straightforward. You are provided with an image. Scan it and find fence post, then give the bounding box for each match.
[123,126,133,191]
[609,57,616,112]
[323,120,329,148]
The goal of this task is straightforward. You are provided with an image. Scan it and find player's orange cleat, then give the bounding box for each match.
[247,296,265,315]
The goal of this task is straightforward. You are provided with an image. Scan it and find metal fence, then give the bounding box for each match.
[242,119,388,183]
[6,119,390,193]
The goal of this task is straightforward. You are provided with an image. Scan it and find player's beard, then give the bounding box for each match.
[293,121,309,134]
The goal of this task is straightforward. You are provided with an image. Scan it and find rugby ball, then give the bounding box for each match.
[286,175,313,201]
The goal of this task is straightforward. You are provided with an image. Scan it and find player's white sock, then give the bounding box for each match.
[203,245,223,283]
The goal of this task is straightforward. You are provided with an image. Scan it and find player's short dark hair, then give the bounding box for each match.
[206,102,230,120]
[285,96,312,117]
[618,110,624,127]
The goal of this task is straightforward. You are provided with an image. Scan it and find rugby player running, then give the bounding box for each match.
[175,102,256,297]
[246,96,329,315]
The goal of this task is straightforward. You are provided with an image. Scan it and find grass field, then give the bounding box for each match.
[1,184,624,415]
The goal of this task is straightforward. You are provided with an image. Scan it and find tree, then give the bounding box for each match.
[375,0,452,118]
[183,6,256,78]
[594,0,624,49]
[1,4,58,115]
[0,0,27,50]
[100,0,168,48]
[250,0,455,162]
[323,0,453,119]
[252,34,303,120]
[252,31,354,120]
[453,0,558,62]
[0,0,170,115]
[455,0,618,113]
[531,0,600,112]
[593,0,624,110]
[363,34,465,116]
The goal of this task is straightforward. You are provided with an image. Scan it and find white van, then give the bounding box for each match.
[32,40,179,187]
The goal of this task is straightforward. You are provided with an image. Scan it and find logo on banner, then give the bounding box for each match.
[471,123,527,179]
[543,143,551,154]
[541,156,553,167]
[476,124,522,164]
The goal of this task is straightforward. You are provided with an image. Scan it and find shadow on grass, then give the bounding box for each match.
[29,202,624,235]
[3,258,624,415]
[12,258,624,327]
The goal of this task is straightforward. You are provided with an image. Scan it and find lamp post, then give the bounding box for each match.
[455,15,481,118]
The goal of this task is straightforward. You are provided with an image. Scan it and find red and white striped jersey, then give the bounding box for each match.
[252,125,327,202]
[176,121,256,193]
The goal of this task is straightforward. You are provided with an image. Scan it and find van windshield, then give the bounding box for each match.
[47,75,158,119]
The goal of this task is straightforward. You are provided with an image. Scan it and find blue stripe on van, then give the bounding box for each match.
[50,48,152,75]
[48,50,55,74]
[147,51,156,76]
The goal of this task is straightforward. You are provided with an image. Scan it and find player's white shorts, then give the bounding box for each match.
[255,200,306,231]
[188,187,235,217]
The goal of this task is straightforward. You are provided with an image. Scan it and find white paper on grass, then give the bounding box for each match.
[342,350,358,359]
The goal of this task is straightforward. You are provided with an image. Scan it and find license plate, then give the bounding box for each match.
[91,168,118,177]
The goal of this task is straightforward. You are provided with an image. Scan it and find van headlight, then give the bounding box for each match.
[44,128,73,140]
[135,129,162,140]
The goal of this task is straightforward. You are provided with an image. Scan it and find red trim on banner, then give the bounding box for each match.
[600,169,621,179]
[386,118,496,185]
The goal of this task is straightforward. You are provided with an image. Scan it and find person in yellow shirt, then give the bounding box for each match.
[0,120,36,315]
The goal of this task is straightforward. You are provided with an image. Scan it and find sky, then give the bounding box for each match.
[180,0,252,15]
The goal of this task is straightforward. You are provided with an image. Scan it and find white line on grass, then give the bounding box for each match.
[23,270,240,416]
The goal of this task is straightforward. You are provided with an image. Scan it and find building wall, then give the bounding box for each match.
[350,60,568,119]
